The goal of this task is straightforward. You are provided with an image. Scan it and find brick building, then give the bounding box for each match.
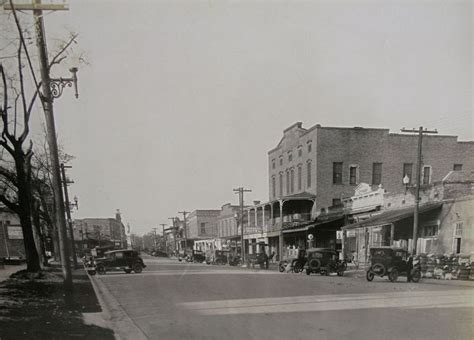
[73,210,126,252]
[245,122,473,259]
[342,171,474,266]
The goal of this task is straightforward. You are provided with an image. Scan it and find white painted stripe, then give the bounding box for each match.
[98,269,280,279]
[179,289,474,315]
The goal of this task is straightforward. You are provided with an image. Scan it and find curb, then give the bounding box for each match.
[87,274,148,340]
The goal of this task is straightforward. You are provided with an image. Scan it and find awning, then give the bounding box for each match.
[282,226,309,234]
[342,202,443,230]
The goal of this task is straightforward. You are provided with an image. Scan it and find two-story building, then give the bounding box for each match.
[177,210,220,253]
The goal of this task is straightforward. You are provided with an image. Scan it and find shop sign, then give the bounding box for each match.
[346,230,356,237]
[336,231,343,240]
[7,226,23,239]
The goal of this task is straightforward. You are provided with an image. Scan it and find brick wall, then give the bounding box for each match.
[187,210,220,239]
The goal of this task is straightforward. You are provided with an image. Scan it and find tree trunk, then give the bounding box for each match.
[15,154,41,272]
[32,204,47,267]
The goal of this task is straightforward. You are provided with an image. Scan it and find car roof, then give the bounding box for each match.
[370,247,406,251]
[306,248,337,253]
[104,249,135,254]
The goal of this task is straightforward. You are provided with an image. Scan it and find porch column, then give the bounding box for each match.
[247,210,251,227]
[254,208,258,227]
[390,223,395,246]
[262,206,266,229]
[278,200,284,260]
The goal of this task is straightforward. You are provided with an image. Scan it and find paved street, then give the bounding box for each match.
[94,256,474,340]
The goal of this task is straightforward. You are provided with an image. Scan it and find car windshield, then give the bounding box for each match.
[371,249,391,257]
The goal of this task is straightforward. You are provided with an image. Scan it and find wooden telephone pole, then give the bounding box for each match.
[178,211,189,254]
[400,127,438,255]
[160,223,167,252]
[60,163,77,268]
[233,187,251,263]
[4,0,73,290]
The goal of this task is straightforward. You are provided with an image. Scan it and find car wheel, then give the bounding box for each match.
[371,263,386,276]
[133,263,143,274]
[306,269,311,275]
[411,269,421,283]
[293,261,303,273]
[87,270,96,276]
[309,259,321,271]
[388,269,399,282]
[366,270,375,281]
[337,268,344,277]
[97,265,106,275]
[124,268,132,274]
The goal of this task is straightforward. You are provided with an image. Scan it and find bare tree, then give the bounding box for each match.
[0,5,80,272]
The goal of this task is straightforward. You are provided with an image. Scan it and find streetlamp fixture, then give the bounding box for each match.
[50,67,79,99]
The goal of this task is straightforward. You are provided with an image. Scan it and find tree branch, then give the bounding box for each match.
[48,33,78,71]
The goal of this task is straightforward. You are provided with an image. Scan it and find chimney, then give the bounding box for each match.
[115,209,121,222]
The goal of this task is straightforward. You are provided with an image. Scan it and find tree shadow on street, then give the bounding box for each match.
[0,266,115,339]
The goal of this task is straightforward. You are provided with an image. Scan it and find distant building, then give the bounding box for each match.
[73,210,127,252]
[176,210,220,252]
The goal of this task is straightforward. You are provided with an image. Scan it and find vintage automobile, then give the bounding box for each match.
[366,247,421,282]
[190,250,206,263]
[304,248,345,276]
[279,248,306,273]
[228,254,242,266]
[206,250,229,265]
[247,252,269,269]
[90,249,146,275]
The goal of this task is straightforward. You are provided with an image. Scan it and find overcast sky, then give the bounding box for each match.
[4,0,472,235]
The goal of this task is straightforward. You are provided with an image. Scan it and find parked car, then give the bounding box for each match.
[91,249,146,275]
[279,249,306,273]
[190,250,206,263]
[366,247,421,282]
[304,248,345,276]
[206,250,229,265]
[228,254,242,266]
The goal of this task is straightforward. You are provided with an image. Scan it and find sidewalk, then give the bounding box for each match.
[0,264,115,339]
[0,263,26,282]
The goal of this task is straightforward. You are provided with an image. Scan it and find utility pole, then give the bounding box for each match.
[233,187,251,264]
[160,223,167,252]
[401,127,438,255]
[3,0,74,291]
[60,163,77,268]
[169,217,178,255]
[152,228,157,249]
[178,211,189,254]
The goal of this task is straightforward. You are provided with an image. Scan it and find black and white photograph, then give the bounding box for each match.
[0,0,473,339]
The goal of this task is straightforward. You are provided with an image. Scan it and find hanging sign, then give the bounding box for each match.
[307,234,314,240]
[7,226,23,240]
